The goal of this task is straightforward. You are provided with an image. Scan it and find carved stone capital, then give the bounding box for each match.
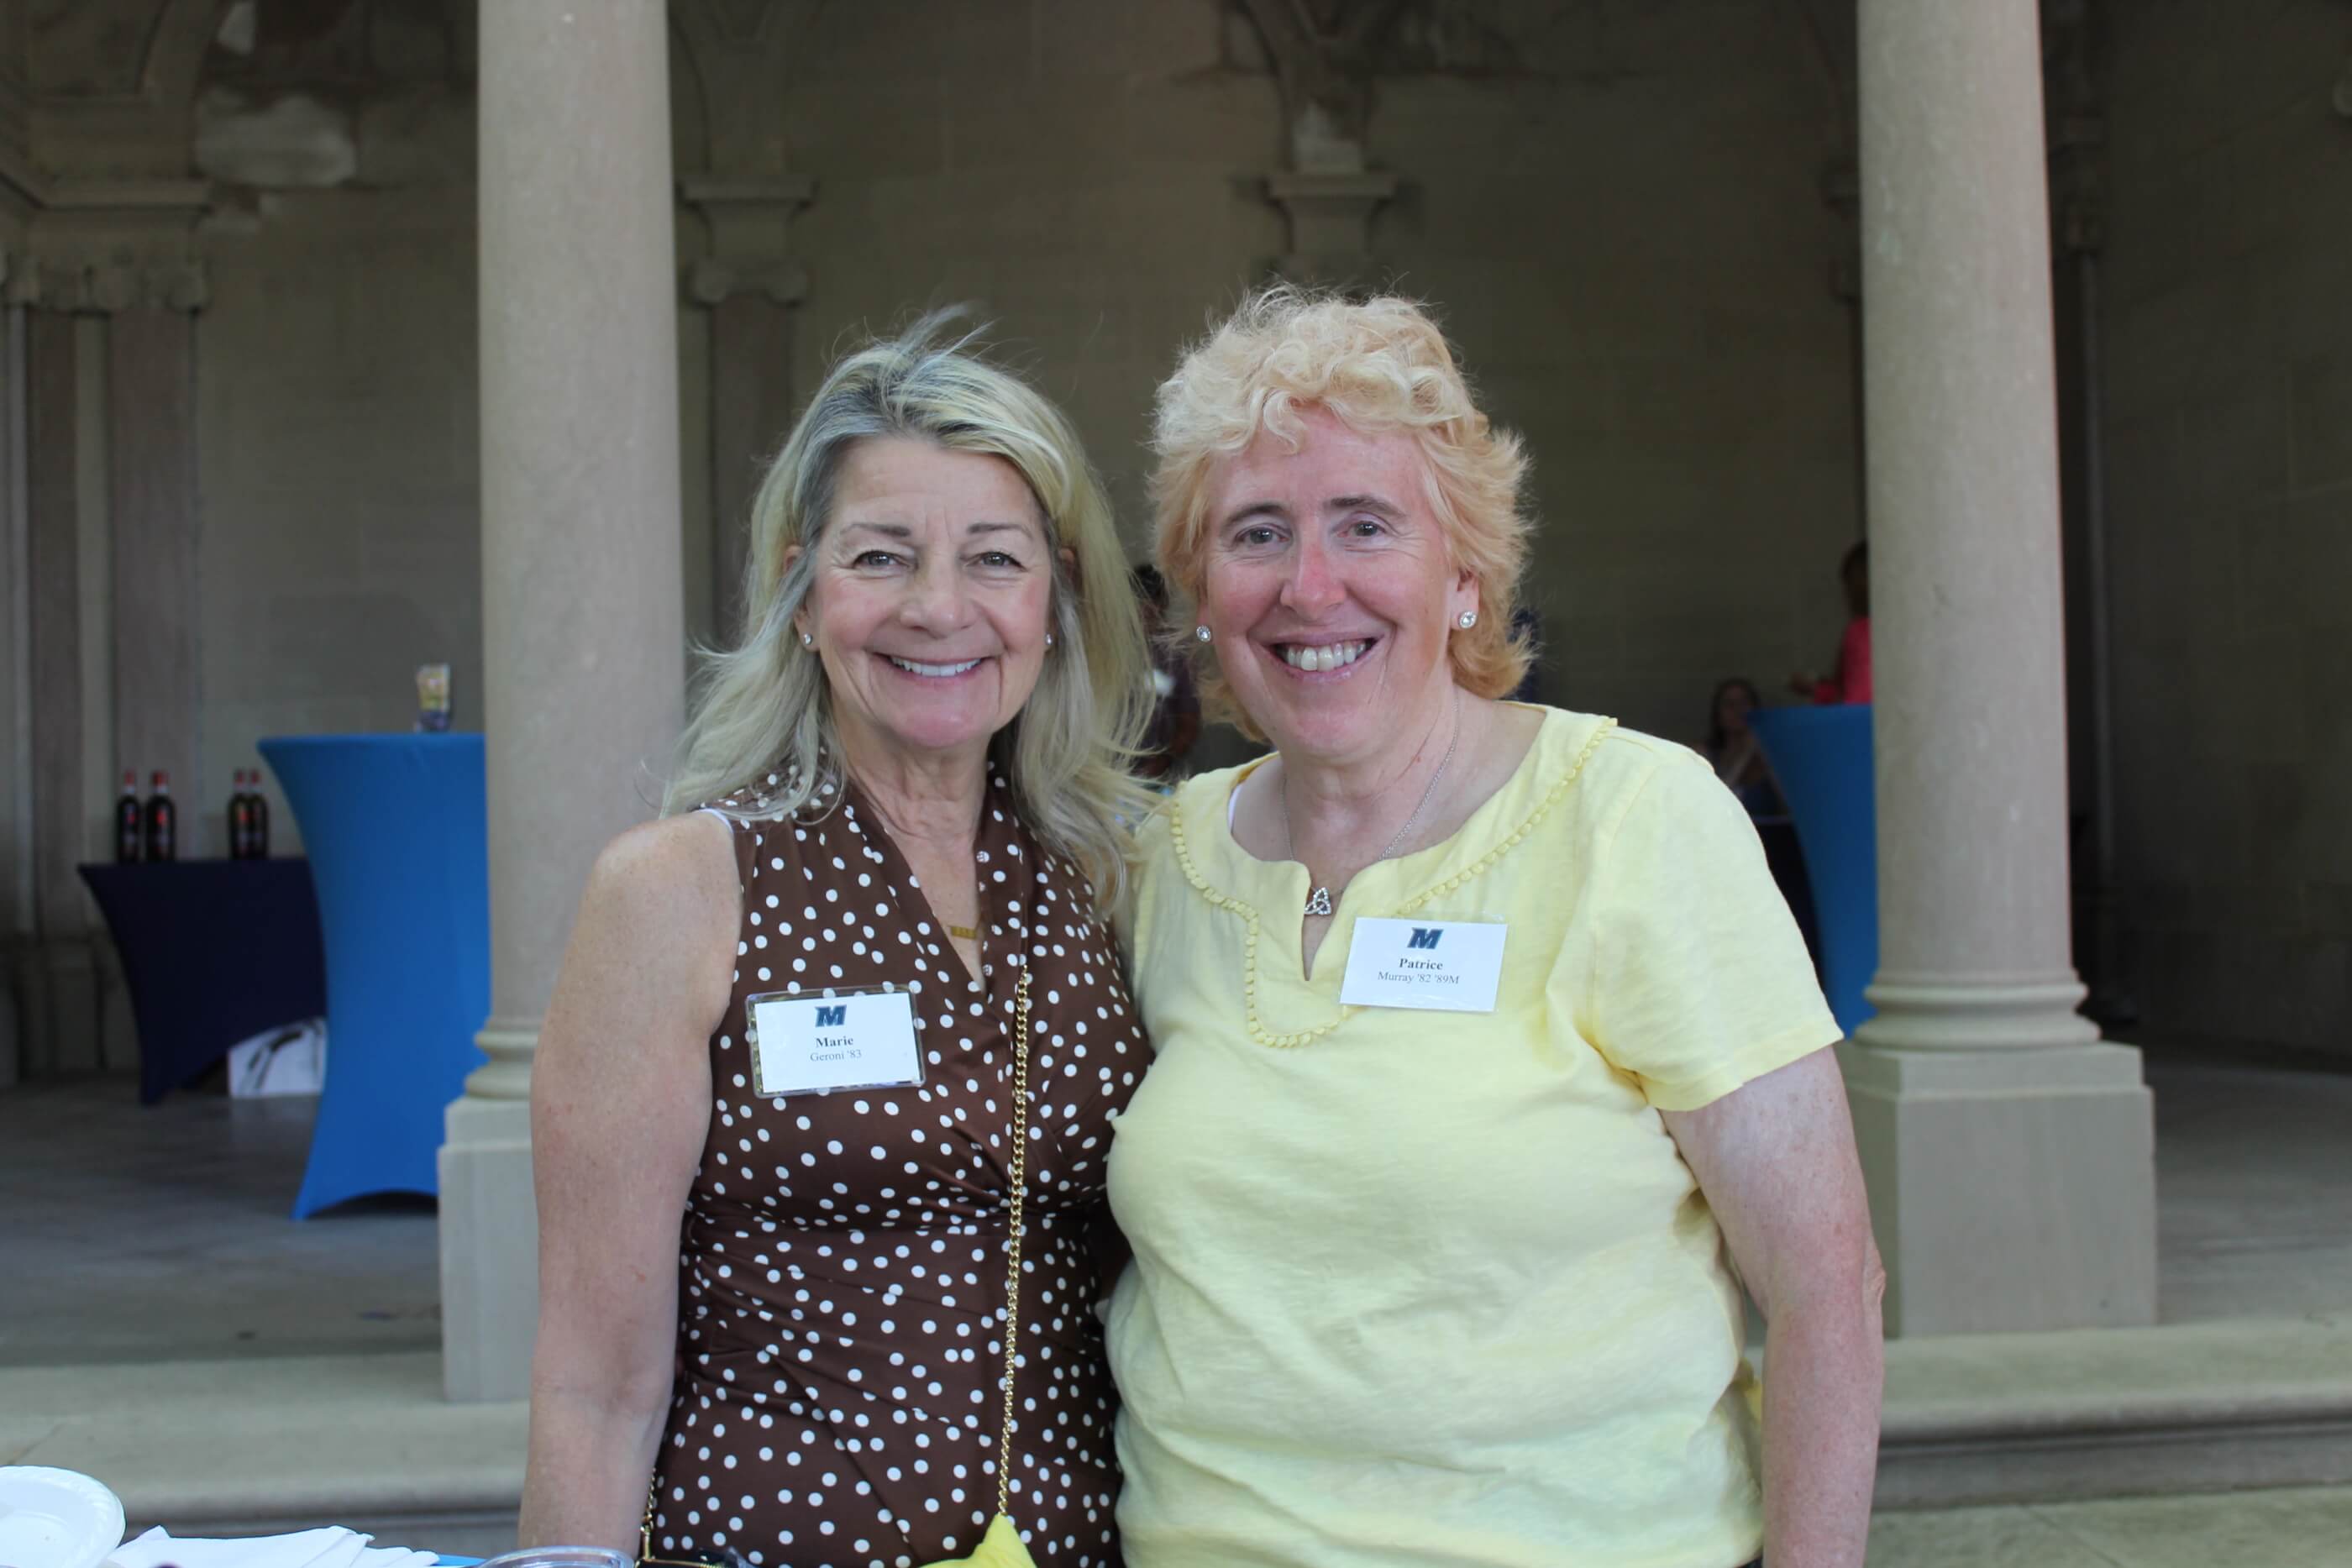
[681,174,814,306]
[10,252,207,313]
[15,177,213,312]
[1264,170,1397,285]
[41,176,213,213]
[681,174,816,219]
[686,254,810,308]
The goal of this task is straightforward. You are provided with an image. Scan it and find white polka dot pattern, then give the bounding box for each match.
[654,773,1143,1567]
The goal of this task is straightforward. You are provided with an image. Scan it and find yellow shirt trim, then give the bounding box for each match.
[1161,715,1616,1050]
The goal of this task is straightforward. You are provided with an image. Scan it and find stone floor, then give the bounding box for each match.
[1868,1485,2352,1566]
[5,1050,2345,1369]
[2147,1054,2352,1323]
[0,1081,439,1366]
[3,1051,2349,1563]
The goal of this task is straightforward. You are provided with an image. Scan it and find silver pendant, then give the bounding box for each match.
[1304,885,1334,916]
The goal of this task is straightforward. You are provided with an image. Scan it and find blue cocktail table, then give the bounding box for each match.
[259,733,491,1218]
[1750,704,1877,1037]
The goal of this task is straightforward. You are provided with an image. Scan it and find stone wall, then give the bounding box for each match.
[197,182,480,852]
[1363,1,1861,739]
[2100,0,2352,1060]
[195,0,1866,842]
[21,0,2345,1076]
[694,0,1864,747]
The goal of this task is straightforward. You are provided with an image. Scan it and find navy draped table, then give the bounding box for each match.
[77,859,329,1105]
[1749,703,1877,1037]
[259,732,491,1219]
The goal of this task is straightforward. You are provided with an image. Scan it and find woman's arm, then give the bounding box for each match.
[516,812,741,1551]
[1661,1046,1885,1568]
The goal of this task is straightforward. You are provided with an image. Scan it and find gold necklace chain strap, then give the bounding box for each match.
[995,961,1033,1519]
[640,964,1037,1567]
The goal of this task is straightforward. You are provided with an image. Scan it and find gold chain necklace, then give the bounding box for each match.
[992,962,1034,1518]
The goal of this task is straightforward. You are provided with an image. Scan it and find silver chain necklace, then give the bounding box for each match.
[1288,710,1462,918]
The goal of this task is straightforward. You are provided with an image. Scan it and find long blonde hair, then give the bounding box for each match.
[664,315,1153,910]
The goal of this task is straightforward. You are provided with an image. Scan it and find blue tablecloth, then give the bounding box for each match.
[259,733,491,1219]
[77,859,328,1104]
[1749,704,1877,1036]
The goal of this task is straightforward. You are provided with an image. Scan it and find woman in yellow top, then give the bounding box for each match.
[1107,289,1886,1568]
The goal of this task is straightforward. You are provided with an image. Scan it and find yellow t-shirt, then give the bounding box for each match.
[1106,708,1841,1568]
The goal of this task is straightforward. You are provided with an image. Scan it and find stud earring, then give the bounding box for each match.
[800,631,814,648]
[1194,625,1211,642]
[1457,611,1478,630]
[1044,632,1055,648]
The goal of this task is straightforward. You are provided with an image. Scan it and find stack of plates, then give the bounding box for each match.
[0,1466,125,1568]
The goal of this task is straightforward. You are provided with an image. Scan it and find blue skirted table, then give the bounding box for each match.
[259,733,491,1219]
[76,859,329,1104]
[1749,704,1877,1037]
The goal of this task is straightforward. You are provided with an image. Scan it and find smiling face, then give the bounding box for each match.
[1200,406,1477,770]
[793,437,1056,772]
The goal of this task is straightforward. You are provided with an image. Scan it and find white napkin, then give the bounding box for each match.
[106,1526,443,1568]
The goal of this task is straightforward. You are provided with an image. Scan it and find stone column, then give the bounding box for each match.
[1845,0,2155,1336]
[20,305,92,1081]
[108,299,202,850]
[1238,0,1405,286]
[11,241,207,1080]
[1265,171,1397,286]
[442,0,685,1403]
[682,176,810,641]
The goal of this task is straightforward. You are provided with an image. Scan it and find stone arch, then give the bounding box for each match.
[138,0,233,108]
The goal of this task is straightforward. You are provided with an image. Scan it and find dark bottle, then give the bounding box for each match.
[228,770,253,860]
[247,772,270,859]
[114,771,143,863]
[144,770,177,863]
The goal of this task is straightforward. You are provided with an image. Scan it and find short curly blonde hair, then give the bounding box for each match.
[1149,286,1534,730]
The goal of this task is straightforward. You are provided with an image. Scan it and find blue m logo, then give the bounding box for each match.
[1407,927,1443,950]
[815,1004,847,1027]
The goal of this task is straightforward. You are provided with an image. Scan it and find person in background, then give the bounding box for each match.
[1707,676,1785,820]
[1793,541,1872,705]
[1710,676,1820,973]
[1131,564,1201,782]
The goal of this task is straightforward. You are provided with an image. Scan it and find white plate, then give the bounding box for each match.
[0,1466,125,1568]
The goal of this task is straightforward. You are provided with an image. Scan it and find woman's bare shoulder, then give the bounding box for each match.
[592,810,738,894]
[572,812,743,978]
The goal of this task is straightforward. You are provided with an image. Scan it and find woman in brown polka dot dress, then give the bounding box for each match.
[517,320,1155,1568]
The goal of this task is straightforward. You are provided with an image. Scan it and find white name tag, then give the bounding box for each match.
[1338,918,1507,1013]
[748,989,923,1098]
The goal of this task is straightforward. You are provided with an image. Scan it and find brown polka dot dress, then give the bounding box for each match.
[650,769,1142,1568]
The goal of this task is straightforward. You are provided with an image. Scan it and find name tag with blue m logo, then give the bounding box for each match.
[1338,917,1508,1013]
[746,984,923,1098]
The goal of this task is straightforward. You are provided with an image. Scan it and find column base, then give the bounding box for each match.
[1839,1039,2156,1336]
[438,1091,539,1403]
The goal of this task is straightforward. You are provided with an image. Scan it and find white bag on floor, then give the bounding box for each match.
[226,1018,327,1098]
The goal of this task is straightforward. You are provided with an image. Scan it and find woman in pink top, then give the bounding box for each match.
[1793,542,1872,704]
